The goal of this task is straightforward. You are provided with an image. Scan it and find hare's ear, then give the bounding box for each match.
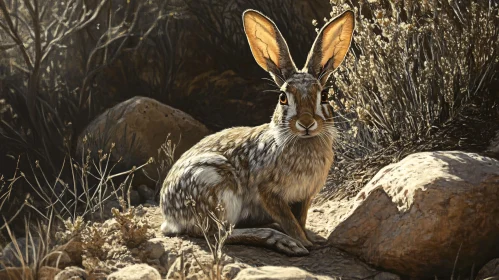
[243,10,297,86]
[304,10,355,85]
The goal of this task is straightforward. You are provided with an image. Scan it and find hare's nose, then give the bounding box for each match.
[296,114,317,131]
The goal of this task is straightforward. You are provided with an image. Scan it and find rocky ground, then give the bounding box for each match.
[2,153,499,280]
[0,200,400,280]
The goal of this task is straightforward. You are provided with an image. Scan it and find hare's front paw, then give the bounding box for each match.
[275,237,310,256]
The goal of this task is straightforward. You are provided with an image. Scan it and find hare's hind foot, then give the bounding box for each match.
[161,216,184,236]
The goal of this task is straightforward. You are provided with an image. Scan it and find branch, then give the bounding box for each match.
[0,0,33,69]
[78,3,144,108]
[41,0,108,63]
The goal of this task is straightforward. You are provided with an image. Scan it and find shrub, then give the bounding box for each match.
[323,0,499,199]
[0,0,172,229]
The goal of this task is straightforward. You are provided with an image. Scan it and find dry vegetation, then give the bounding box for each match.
[0,0,498,278]
[323,0,499,200]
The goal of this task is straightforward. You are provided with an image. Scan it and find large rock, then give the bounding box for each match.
[328,151,499,279]
[77,96,210,180]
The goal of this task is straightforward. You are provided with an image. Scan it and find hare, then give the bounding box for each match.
[160,9,355,255]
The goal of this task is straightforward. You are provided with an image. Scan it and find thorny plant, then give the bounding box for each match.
[185,196,234,280]
[321,0,499,199]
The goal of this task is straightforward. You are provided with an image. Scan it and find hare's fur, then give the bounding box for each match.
[160,9,355,251]
[160,120,334,227]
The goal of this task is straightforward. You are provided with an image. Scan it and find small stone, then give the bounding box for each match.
[53,240,84,267]
[222,263,251,279]
[45,250,72,268]
[38,266,61,280]
[55,266,87,280]
[108,264,161,280]
[144,238,166,259]
[134,205,146,216]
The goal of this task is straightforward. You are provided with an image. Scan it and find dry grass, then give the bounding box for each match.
[0,213,69,280]
[0,143,150,278]
[0,0,170,229]
[184,199,234,280]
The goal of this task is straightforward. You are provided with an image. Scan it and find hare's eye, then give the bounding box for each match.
[279,92,288,105]
[321,90,329,104]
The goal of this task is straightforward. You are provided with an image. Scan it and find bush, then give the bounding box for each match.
[323,0,499,199]
[0,0,175,230]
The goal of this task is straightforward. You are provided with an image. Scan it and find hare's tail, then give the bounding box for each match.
[227,228,309,256]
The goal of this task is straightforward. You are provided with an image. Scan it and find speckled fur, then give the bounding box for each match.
[160,9,354,251]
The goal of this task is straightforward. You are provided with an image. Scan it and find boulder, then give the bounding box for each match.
[328,151,499,279]
[77,96,210,181]
[107,264,161,280]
